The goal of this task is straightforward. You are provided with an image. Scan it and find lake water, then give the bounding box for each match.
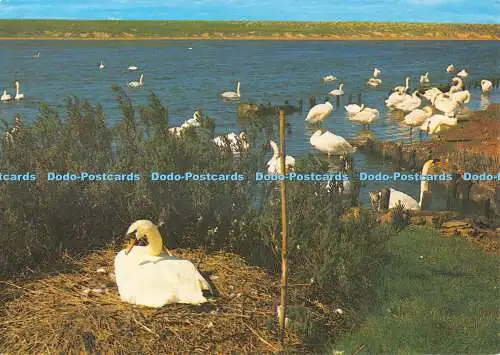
[1,40,499,206]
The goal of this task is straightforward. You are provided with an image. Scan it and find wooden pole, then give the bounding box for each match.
[278,109,288,346]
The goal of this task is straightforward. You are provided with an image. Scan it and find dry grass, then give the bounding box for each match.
[0,248,304,353]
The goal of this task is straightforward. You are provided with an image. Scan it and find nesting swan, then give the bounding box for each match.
[310,130,356,156]
[114,220,213,307]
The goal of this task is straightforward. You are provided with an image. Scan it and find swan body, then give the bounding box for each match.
[419,72,430,85]
[448,77,464,93]
[169,111,203,136]
[310,130,356,156]
[350,107,379,126]
[393,76,410,93]
[450,90,471,104]
[373,68,381,78]
[481,80,493,94]
[99,61,104,70]
[267,140,295,174]
[1,90,12,102]
[328,83,344,96]
[128,74,144,88]
[221,81,241,100]
[114,220,212,307]
[344,104,364,115]
[14,81,24,100]
[395,91,422,112]
[446,64,455,73]
[33,51,40,58]
[128,65,138,71]
[423,87,444,101]
[305,101,333,124]
[432,93,462,114]
[367,77,382,87]
[322,75,337,82]
[387,188,420,210]
[420,113,457,134]
[386,91,410,108]
[403,106,433,128]
[213,132,249,153]
[457,69,468,77]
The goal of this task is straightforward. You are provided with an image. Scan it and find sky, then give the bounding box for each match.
[0,0,498,23]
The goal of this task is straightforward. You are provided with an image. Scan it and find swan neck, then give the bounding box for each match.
[145,227,163,256]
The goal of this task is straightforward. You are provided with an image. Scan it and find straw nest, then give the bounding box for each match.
[0,248,303,353]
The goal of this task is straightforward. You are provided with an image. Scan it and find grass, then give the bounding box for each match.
[332,226,499,354]
[0,20,498,39]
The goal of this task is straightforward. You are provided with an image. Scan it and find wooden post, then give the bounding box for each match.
[278,109,288,346]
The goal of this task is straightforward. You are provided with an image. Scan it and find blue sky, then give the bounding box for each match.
[0,0,498,23]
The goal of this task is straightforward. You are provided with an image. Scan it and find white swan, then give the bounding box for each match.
[221,81,241,100]
[128,74,144,88]
[128,65,138,71]
[419,72,430,85]
[344,104,364,115]
[33,51,40,58]
[386,91,410,108]
[1,90,12,102]
[373,68,381,78]
[99,61,105,70]
[423,87,444,101]
[393,76,410,93]
[403,106,433,133]
[446,64,455,73]
[394,90,421,112]
[322,75,337,82]
[115,220,212,307]
[14,81,24,100]
[350,107,379,128]
[449,90,471,104]
[367,77,382,87]
[267,140,295,174]
[432,93,460,115]
[213,132,250,153]
[481,80,493,94]
[305,101,333,124]
[328,83,344,96]
[310,130,356,156]
[374,159,447,211]
[457,69,468,77]
[169,111,203,136]
[420,112,457,134]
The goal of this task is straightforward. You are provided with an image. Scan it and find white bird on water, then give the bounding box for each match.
[128,74,144,88]
[446,64,455,73]
[310,130,356,156]
[457,69,468,77]
[403,106,433,134]
[99,61,105,70]
[329,83,344,96]
[393,76,410,93]
[344,104,364,115]
[128,65,138,71]
[420,112,458,135]
[322,75,337,82]
[367,77,382,87]
[373,67,381,78]
[349,107,379,129]
[221,81,241,100]
[114,220,213,307]
[1,90,12,102]
[305,101,333,124]
[267,140,295,174]
[481,79,493,94]
[419,72,430,85]
[14,81,24,100]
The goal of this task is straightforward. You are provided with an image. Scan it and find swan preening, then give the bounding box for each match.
[420,112,457,134]
[345,104,364,115]
[14,81,24,100]
[213,132,250,153]
[322,75,337,82]
[328,83,344,96]
[1,90,12,102]
[349,107,379,128]
[305,101,333,124]
[128,74,144,88]
[371,159,447,211]
[385,90,410,108]
[221,81,241,100]
[114,220,212,307]
[403,106,433,134]
[267,140,296,174]
[481,79,493,94]
[310,129,356,156]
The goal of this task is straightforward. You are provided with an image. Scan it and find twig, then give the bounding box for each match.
[132,314,160,338]
[243,322,279,352]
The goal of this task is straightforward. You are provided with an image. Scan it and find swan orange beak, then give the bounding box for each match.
[125,238,137,255]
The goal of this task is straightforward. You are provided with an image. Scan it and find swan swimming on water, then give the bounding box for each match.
[322,75,337,82]
[128,65,138,71]
[367,77,382,87]
[481,79,493,94]
[14,81,24,100]
[328,83,344,96]
[99,61,105,70]
[373,68,381,78]
[1,90,12,102]
[114,220,213,307]
[128,74,144,88]
[221,81,241,100]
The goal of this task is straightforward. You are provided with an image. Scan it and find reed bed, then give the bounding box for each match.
[0,248,305,353]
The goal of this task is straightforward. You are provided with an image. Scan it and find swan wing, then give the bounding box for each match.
[388,188,420,210]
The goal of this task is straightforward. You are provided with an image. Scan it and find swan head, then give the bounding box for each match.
[125,219,163,256]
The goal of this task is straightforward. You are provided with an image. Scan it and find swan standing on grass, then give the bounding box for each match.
[329,83,344,96]
[367,77,382,87]
[128,65,138,71]
[115,220,213,307]
[267,140,295,174]
[350,107,379,129]
[14,81,24,100]
[213,132,250,153]
[305,101,333,124]
[310,130,356,156]
[1,90,12,102]
[419,72,430,85]
[99,61,105,70]
[344,104,364,115]
[481,80,493,94]
[420,112,458,135]
[457,69,468,77]
[322,75,337,82]
[446,64,455,73]
[128,74,144,88]
[371,159,447,211]
[221,81,241,100]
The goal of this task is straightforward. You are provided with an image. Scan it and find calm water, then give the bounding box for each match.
[1,40,499,205]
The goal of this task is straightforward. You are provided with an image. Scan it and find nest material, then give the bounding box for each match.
[0,248,302,353]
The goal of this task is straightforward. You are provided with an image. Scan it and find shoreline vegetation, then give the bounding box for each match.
[0,20,498,40]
